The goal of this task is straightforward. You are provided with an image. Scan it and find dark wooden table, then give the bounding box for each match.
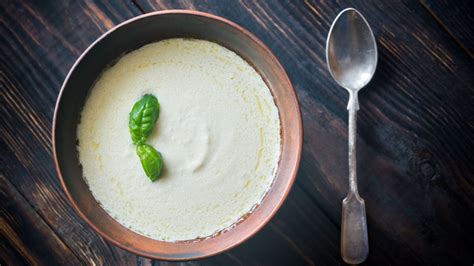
[1,1,473,265]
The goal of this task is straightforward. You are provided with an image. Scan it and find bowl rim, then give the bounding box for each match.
[52,9,303,260]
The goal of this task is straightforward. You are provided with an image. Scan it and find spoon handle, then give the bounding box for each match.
[347,91,359,194]
[341,192,368,264]
[341,91,369,264]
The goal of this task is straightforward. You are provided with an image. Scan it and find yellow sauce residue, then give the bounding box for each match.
[91,141,100,150]
[96,154,104,172]
[255,95,265,114]
[244,179,252,188]
[254,128,265,171]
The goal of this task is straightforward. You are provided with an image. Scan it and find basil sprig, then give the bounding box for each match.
[129,94,164,181]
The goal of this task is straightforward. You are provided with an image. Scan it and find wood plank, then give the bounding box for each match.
[0,1,143,264]
[135,0,474,265]
[0,174,81,265]
[421,0,474,58]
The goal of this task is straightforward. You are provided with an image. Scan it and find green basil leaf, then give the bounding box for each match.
[129,94,160,145]
[136,144,163,182]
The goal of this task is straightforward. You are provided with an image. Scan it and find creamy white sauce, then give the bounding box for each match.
[77,39,281,241]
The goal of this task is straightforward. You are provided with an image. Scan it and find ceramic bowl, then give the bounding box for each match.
[53,10,302,260]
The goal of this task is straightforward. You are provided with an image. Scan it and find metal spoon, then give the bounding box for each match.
[326,8,377,264]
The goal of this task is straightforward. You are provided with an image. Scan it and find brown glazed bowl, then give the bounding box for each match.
[53,10,302,260]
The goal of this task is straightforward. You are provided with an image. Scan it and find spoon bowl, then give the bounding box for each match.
[327,8,377,91]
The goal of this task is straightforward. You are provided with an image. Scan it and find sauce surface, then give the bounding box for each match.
[77,39,281,241]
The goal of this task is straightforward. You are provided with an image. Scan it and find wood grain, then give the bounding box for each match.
[1,0,473,265]
[421,0,474,58]
[0,174,81,265]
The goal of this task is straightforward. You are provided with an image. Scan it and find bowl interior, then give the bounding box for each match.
[54,11,301,260]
